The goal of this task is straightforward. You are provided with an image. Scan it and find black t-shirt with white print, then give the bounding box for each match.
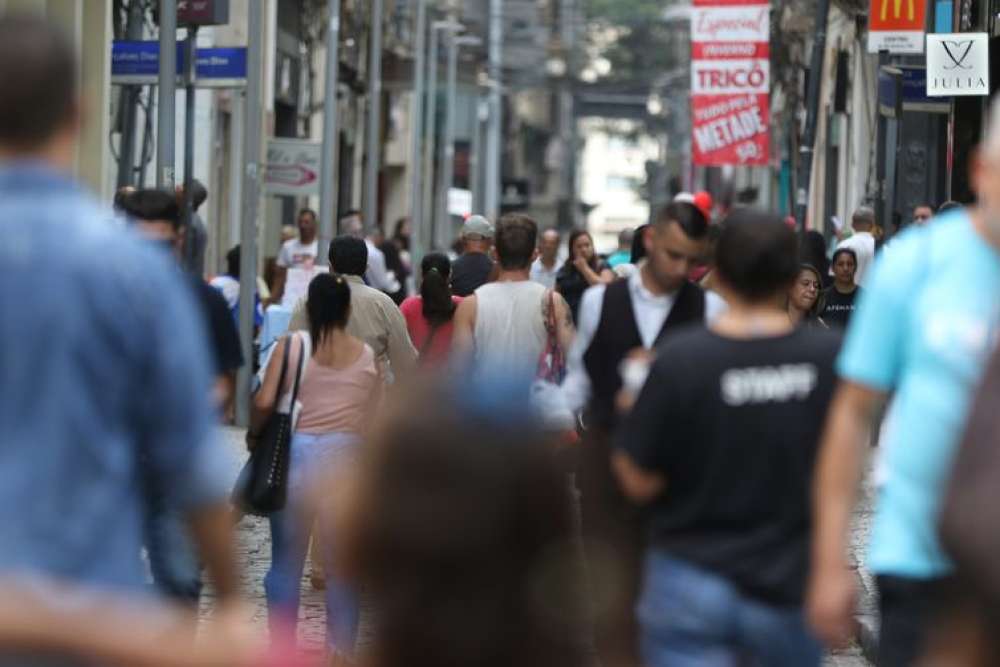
[616,325,841,605]
[821,285,862,329]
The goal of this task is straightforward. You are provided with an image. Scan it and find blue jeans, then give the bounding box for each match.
[638,552,821,667]
[144,486,202,605]
[264,432,360,657]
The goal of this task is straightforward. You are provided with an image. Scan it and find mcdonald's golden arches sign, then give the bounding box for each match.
[868,0,927,54]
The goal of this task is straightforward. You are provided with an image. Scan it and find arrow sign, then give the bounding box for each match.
[265,165,318,188]
[264,139,322,196]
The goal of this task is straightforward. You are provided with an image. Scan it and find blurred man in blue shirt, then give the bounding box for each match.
[0,14,239,662]
[808,102,1000,666]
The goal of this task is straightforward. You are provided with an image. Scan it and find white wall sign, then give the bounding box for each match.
[926,33,990,97]
[447,188,473,218]
[264,139,321,196]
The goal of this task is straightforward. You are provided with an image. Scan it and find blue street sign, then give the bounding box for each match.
[111,40,247,86]
[878,65,950,115]
[195,46,246,80]
[111,41,161,77]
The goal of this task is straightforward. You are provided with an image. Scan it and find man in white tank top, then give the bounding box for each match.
[453,214,575,378]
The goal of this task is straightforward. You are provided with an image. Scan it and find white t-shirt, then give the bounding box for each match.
[837,231,876,286]
[277,238,319,269]
[530,258,559,289]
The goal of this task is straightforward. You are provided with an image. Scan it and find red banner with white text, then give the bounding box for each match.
[691,0,770,166]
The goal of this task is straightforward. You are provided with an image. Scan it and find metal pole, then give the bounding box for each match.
[408,0,428,272]
[182,25,198,272]
[794,0,831,230]
[438,35,480,248]
[485,0,503,220]
[438,32,459,249]
[236,0,264,428]
[470,92,483,213]
[157,0,176,189]
[228,92,243,248]
[422,21,462,250]
[319,3,342,251]
[116,0,144,190]
[422,25,441,252]
[364,0,384,235]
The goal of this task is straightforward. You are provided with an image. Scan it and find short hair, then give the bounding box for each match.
[226,245,241,278]
[494,214,538,270]
[328,234,368,276]
[188,179,208,211]
[0,16,77,151]
[308,273,351,344]
[118,189,181,230]
[656,202,709,240]
[630,224,649,263]
[618,228,635,246]
[715,208,799,303]
[831,247,858,266]
[852,207,876,228]
[298,208,317,222]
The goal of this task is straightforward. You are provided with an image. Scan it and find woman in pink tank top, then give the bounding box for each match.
[250,273,379,664]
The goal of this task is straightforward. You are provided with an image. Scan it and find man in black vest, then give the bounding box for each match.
[563,201,725,667]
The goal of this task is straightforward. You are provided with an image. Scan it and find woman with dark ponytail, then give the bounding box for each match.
[399,253,462,366]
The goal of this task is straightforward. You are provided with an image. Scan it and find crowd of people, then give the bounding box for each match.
[5,13,1000,667]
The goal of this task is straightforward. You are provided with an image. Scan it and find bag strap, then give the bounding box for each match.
[543,289,558,339]
[288,332,308,407]
[274,332,291,399]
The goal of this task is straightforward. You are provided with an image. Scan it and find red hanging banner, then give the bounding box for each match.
[690,0,770,166]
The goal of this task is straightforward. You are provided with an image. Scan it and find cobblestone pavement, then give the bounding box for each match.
[203,427,875,665]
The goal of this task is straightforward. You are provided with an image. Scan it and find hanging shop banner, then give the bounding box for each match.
[926,33,990,96]
[691,0,770,166]
[868,0,928,54]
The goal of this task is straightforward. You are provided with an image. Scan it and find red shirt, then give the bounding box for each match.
[399,295,463,366]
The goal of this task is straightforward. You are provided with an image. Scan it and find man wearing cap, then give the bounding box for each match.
[451,215,496,297]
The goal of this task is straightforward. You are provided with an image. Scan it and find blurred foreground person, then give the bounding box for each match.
[930,345,1000,666]
[0,14,239,664]
[0,578,262,667]
[118,189,243,606]
[399,252,462,366]
[808,100,1000,666]
[118,190,244,415]
[613,210,841,666]
[253,273,380,662]
[339,378,588,667]
[561,202,722,667]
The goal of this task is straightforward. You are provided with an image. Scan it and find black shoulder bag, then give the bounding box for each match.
[234,333,305,515]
